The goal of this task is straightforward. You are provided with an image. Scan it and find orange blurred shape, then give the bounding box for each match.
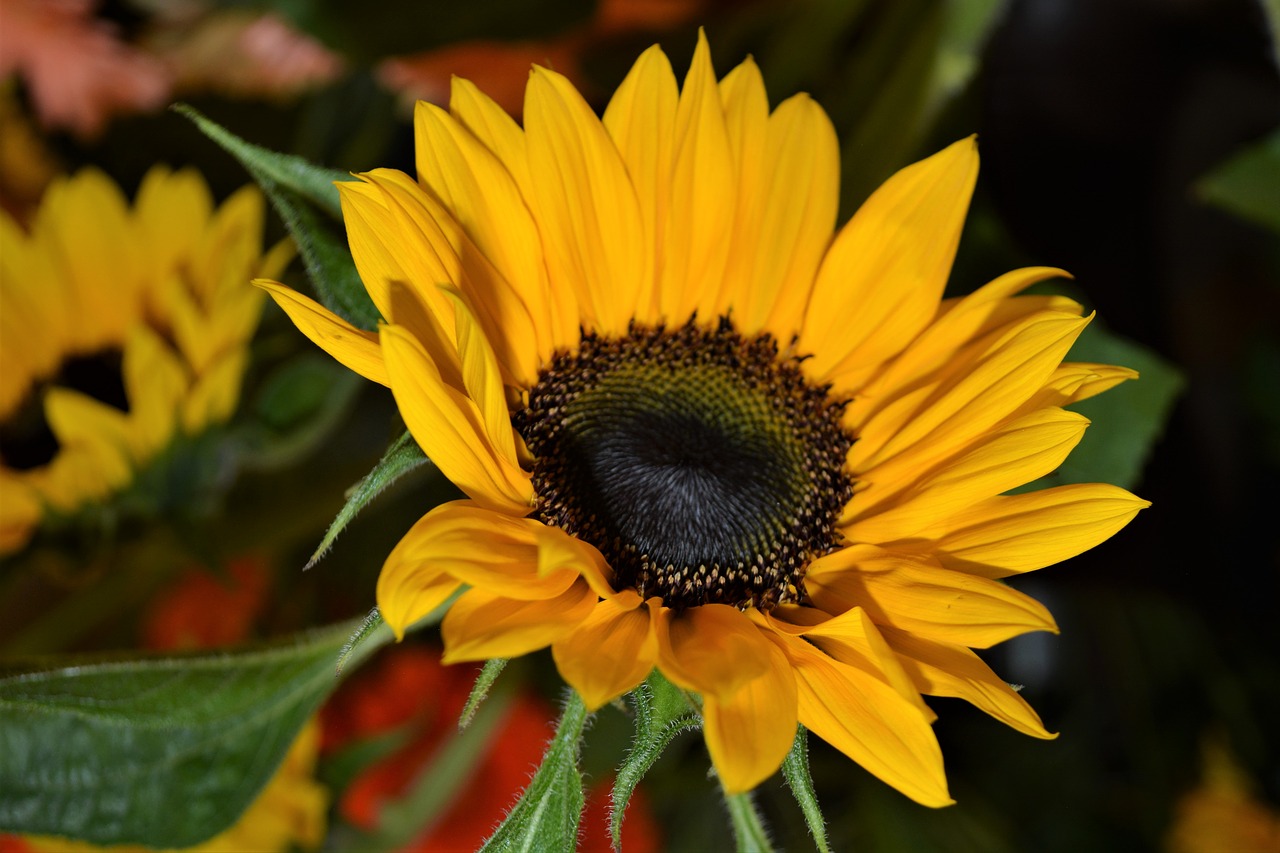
[377,0,706,115]
[322,645,661,851]
[155,11,343,102]
[0,0,169,138]
[140,555,271,651]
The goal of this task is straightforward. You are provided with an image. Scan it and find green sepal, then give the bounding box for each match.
[0,617,390,848]
[725,791,776,853]
[459,657,508,729]
[479,689,589,853]
[610,670,701,850]
[781,726,831,853]
[308,430,429,569]
[336,608,391,676]
[174,104,380,330]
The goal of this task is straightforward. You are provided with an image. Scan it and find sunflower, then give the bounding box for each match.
[0,167,288,554]
[261,32,1149,804]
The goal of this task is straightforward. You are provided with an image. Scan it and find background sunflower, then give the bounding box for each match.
[0,1,1276,851]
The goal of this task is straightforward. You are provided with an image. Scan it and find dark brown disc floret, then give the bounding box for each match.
[514,318,854,611]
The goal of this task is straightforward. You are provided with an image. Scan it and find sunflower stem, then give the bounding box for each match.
[724,789,775,853]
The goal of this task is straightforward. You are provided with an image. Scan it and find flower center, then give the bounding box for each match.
[0,349,127,471]
[515,319,854,611]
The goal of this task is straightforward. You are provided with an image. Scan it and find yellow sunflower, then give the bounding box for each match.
[261,32,1149,804]
[0,167,288,553]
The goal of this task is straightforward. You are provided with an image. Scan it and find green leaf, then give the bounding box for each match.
[610,670,700,849]
[781,726,832,853]
[307,430,430,569]
[173,103,346,218]
[460,657,509,729]
[480,690,589,853]
[1197,129,1280,235]
[725,791,776,853]
[1028,322,1183,492]
[0,618,391,848]
[175,104,380,329]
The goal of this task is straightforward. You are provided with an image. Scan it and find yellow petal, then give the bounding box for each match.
[380,323,533,512]
[656,29,734,326]
[603,43,678,321]
[135,166,212,276]
[535,523,616,600]
[445,288,518,464]
[845,407,1090,538]
[257,280,388,386]
[553,593,657,710]
[851,311,1090,477]
[525,65,647,334]
[655,604,770,698]
[375,502,581,635]
[450,76,532,196]
[43,169,140,350]
[727,93,839,339]
[711,55,768,324]
[764,606,933,720]
[850,266,1072,402]
[1024,362,1140,411]
[414,101,574,359]
[801,137,979,384]
[441,581,596,663]
[882,626,1054,739]
[121,325,188,458]
[183,349,248,432]
[769,630,954,807]
[43,389,134,490]
[376,503,499,639]
[703,636,797,794]
[806,545,1058,648]
[337,176,456,338]
[350,170,545,389]
[929,484,1151,578]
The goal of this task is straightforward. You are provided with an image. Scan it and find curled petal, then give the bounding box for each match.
[703,636,797,795]
[655,604,770,698]
[442,581,596,663]
[882,626,1055,739]
[380,323,532,512]
[553,593,657,710]
[256,280,388,386]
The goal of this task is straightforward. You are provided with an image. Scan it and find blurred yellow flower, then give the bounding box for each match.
[1166,738,1280,853]
[263,31,1148,803]
[0,167,288,553]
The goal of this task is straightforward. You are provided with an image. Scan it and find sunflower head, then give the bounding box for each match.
[264,31,1149,802]
[0,166,289,553]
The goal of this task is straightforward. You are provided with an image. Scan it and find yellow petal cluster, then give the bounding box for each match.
[262,32,1149,803]
[0,167,287,553]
